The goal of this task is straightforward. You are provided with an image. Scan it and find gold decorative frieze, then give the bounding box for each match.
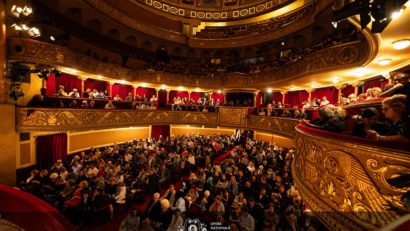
[293,126,410,230]
[16,108,219,132]
[16,107,300,140]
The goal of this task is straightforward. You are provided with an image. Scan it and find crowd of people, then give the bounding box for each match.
[19,134,325,231]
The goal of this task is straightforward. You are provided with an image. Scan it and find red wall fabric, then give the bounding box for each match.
[36,133,67,169]
[118,84,133,99]
[151,125,170,140]
[363,78,382,91]
[169,90,189,103]
[190,92,204,101]
[136,87,156,99]
[311,87,338,103]
[46,74,56,96]
[341,85,355,97]
[272,92,283,104]
[111,84,120,98]
[288,90,309,107]
[84,79,94,91]
[211,92,224,104]
[55,74,82,94]
[381,79,390,90]
[256,92,263,107]
[94,80,107,92]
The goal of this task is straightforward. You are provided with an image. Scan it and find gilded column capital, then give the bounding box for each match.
[305,88,315,93]
[334,83,346,90]
[280,90,288,95]
[351,81,364,87]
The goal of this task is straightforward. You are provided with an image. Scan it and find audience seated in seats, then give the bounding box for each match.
[124,92,134,102]
[57,85,69,96]
[81,100,89,109]
[352,107,386,137]
[357,93,367,101]
[320,96,330,106]
[69,88,80,98]
[91,89,99,98]
[20,135,326,230]
[68,100,79,108]
[367,94,410,144]
[113,94,122,101]
[304,105,346,133]
[104,100,116,109]
[89,100,96,108]
[83,88,92,98]
[381,73,410,113]
[366,87,382,100]
[97,91,107,99]
[120,209,140,231]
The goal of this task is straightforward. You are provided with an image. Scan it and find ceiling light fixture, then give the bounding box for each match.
[178,86,184,91]
[195,88,200,92]
[97,75,103,79]
[267,88,272,93]
[161,84,166,90]
[332,78,340,84]
[310,83,317,88]
[392,39,410,50]
[289,87,295,91]
[217,90,222,94]
[391,8,404,19]
[377,58,392,65]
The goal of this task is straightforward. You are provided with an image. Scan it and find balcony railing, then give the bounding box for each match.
[293,124,410,230]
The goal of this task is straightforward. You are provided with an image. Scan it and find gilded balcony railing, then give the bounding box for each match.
[293,124,410,230]
[16,107,298,139]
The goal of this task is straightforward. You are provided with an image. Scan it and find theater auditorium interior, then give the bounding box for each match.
[0,0,410,230]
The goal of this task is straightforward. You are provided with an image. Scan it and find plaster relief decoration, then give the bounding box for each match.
[293,128,409,230]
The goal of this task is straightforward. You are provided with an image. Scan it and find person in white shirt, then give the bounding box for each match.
[113,94,122,101]
[68,88,80,98]
[115,182,127,204]
[320,96,330,106]
[167,209,184,231]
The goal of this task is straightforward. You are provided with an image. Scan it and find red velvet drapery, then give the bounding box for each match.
[190,92,204,101]
[136,87,156,100]
[55,74,82,95]
[169,90,189,103]
[158,90,167,109]
[341,85,355,97]
[311,87,338,104]
[272,92,283,104]
[84,79,107,92]
[211,92,224,104]
[151,125,170,140]
[36,133,67,169]
[288,90,309,107]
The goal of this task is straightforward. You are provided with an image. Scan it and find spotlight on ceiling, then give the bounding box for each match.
[217,90,222,94]
[392,39,410,50]
[332,0,408,33]
[267,88,272,93]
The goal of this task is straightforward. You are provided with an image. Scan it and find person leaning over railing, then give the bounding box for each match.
[367,94,410,144]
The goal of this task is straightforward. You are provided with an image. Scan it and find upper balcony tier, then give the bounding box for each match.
[7,37,371,89]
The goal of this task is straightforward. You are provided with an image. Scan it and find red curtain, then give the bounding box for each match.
[111,84,120,97]
[36,133,67,169]
[256,92,263,107]
[381,79,390,90]
[136,87,156,99]
[363,78,382,91]
[55,74,82,95]
[169,90,189,103]
[272,92,283,104]
[84,79,95,91]
[211,93,224,104]
[118,84,133,99]
[151,125,170,140]
[190,92,203,101]
[341,85,355,98]
[288,90,309,108]
[94,80,107,92]
[106,84,111,96]
[311,87,338,104]
[45,74,56,96]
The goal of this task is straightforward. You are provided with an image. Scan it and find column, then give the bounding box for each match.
[156,88,159,98]
[166,89,170,104]
[306,88,315,102]
[109,81,115,97]
[280,90,287,105]
[335,84,345,104]
[188,91,192,101]
[133,85,137,97]
[352,81,364,97]
[0,1,17,185]
[253,91,258,107]
[80,77,87,96]
[209,91,213,102]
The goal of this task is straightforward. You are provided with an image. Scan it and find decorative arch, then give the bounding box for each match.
[86,19,102,33]
[186,49,197,58]
[171,47,182,57]
[124,36,137,46]
[141,41,153,51]
[106,28,120,40]
[63,8,82,23]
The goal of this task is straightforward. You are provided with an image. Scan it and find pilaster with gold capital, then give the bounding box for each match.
[305,88,315,101]
[188,91,192,101]
[80,76,88,94]
[334,84,346,104]
[108,81,116,96]
[351,81,364,97]
[280,90,288,104]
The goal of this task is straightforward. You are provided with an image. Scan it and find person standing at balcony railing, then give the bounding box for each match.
[381,73,410,115]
